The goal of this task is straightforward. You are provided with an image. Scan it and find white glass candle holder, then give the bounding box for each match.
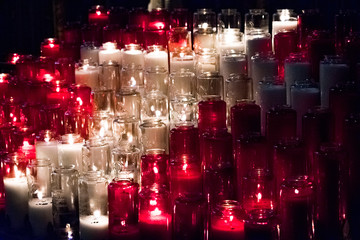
[170,97,198,128]
[220,52,247,81]
[225,74,253,116]
[170,49,195,73]
[3,153,29,231]
[217,9,241,30]
[141,91,169,123]
[195,49,220,75]
[51,166,79,240]
[258,78,286,134]
[27,159,53,239]
[193,9,217,53]
[35,130,59,167]
[272,9,298,44]
[120,64,144,92]
[99,61,119,91]
[115,90,141,119]
[251,52,279,103]
[82,138,111,174]
[112,147,141,182]
[169,70,196,101]
[58,134,84,172]
[245,9,269,36]
[217,29,244,55]
[144,66,169,95]
[290,81,320,136]
[75,60,99,90]
[284,53,312,105]
[113,116,140,149]
[81,43,100,64]
[197,72,224,100]
[145,45,169,71]
[79,171,109,240]
[122,44,145,68]
[99,42,122,65]
[92,90,115,114]
[89,113,114,140]
[140,120,168,153]
[319,55,350,108]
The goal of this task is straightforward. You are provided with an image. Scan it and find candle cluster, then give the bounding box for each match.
[0,5,360,240]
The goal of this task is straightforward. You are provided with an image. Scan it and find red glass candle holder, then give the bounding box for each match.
[141,149,169,189]
[64,107,90,140]
[231,100,261,142]
[210,200,245,240]
[0,125,18,153]
[81,24,103,46]
[88,5,109,26]
[169,157,202,199]
[335,10,360,54]
[59,43,80,61]
[41,104,65,137]
[313,143,345,240]
[274,31,298,77]
[9,53,20,65]
[168,27,191,52]
[34,57,56,82]
[139,188,172,240]
[147,8,170,31]
[329,82,360,144]
[63,23,81,45]
[173,193,206,240]
[170,123,199,161]
[204,168,235,208]
[144,30,168,49]
[302,107,332,175]
[273,139,306,195]
[265,106,297,145]
[103,25,122,45]
[2,102,24,126]
[279,176,315,240]
[108,7,129,28]
[129,8,149,30]
[121,29,138,47]
[0,73,10,101]
[55,58,75,85]
[21,104,44,133]
[241,169,275,213]
[244,209,278,240]
[41,38,60,59]
[198,97,227,134]
[200,129,233,171]
[15,55,36,81]
[68,84,92,108]
[108,179,139,240]
[298,9,324,49]
[46,81,70,106]
[24,81,49,106]
[170,8,191,30]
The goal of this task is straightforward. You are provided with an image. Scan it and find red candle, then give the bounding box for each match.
[41,38,60,59]
[41,104,65,137]
[88,5,109,26]
[108,179,139,240]
[129,8,149,30]
[210,200,245,240]
[198,97,227,134]
[103,25,122,45]
[244,209,278,240]
[274,31,298,77]
[141,150,169,189]
[55,58,75,86]
[15,55,36,81]
[298,9,323,50]
[169,123,199,161]
[35,57,56,82]
[0,73,10,102]
[62,23,81,45]
[0,125,18,153]
[143,30,168,49]
[108,7,129,28]
[139,188,171,240]
[81,24,103,47]
[147,8,170,31]
[169,158,202,199]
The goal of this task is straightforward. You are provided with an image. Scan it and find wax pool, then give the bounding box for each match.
[80,214,109,240]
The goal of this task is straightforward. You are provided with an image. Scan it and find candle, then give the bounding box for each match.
[75,61,99,90]
[169,70,196,101]
[170,50,195,73]
[144,67,169,95]
[141,149,169,189]
[141,91,169,123]
[193,31,216,52]
[244,9,269,36]
[145,45,169,71]
[58,134,83,171]
[98,42,122,65]
[88,5,109,26]
[169,124,199,161]
[196,73,224,101]
[139,120,168,153]
[83,138,111,174]
[272,9,298,40]
[122,44,145,68]
[198,97,227,134]
[245,209,278,240]
[220,53,247,82]
[41,38,60,59]
[81,43,100,64]
[29,193,53,239]
[36,136,58,167]
[217,29,244,55]
[80,211,109,240]
[195,49,219,75]
[210,200,245,240]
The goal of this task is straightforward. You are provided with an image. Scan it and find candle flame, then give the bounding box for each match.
[153,166,159,174]
[43,74,54,82]
[66,224,73,239]
[256,192,262,202]
[68,134,74,144]
[37,190,43,200]
[294,189,299,194]
[279,10,291,22]
[11,54,20,64]
[130,77,136,87]
[103,42,116,51]
[155,110,161,117]
[229,215,234,222]
[121,220,126,226]
[96,10,101,16]
[182,163,188,171]
[76,97,83,106]
[200,23,209,29]
[99,127,105,138]
[94,210,101,218]
[150,199,157,206]
[14,165,22,178]
[150,207,162,217]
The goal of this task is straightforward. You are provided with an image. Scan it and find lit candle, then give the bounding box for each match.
[272,9,298,38]
[58,134,83,171]
[28,191,53,239]
[36,132,59,167]
[122,44,145,68]
[210,200,245,240]
[3,163,28,230]
[80,210,109,240]
[75,60,99,90]
[41,38,60,59]
[220,53,247,81]
[170,51,195,73]
[98,42,122,65]
[217,29,245,55]
[145,45,169,71]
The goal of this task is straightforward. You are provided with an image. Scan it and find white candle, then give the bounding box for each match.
[258,81,286,134]
[36,140,58,167]
[145,49,169,71]
[319,61,349,108]
[98,42,122,65]
[4,176,28,230]
[284,61,312,105]
[220,54,247,81]
[170,52,195,73]
[75,64,99,90]
[81,46,100,64]
[272,21,297,36]
[291,85,320,136]
[58,134,83,171]
[122,45,145,68]
[245,33,271,76]
[193,32,216,51]
[80,212,109,240]
[218,41,244,54]
[29,195,53,239]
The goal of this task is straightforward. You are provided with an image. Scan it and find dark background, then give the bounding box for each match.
[0,0,359,61]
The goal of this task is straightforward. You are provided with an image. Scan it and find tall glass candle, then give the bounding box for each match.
[245,209,278,240]
[210,200,245,240]
[220,52,247,81]
[193,9,217,53]
[80,43,100,64]
[82,138,111,174]
[145,45,169,71]
[112,116,140,149]
[272,9,298,45]
[112,147,141,182]
[115,90,141,119]
[141,91,169,123]
[140,120,168,152]
[120,64,144,92]
[98,42,122,65]
[108,179,139,239]
[196,72,223,100]
[195,49,220,75]
[169,123,199,161]
[41,38,60,59]
[27,159,53,239]
[198,97,226,134]
[35,130,59,167]
[245,9,269,36]
[279,176,315,240]
[88,5,109,26]
[79,171,109,240]
[169,70,196,101]
[144,66,169,95]
[75,60,99,90]
[122,44,145,68]
[141,149,169,189]
[170,49,195,73]
[58,134,83,171]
